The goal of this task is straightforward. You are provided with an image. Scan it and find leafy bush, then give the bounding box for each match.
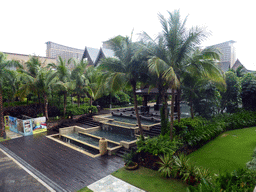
[175,110,256,148]
[64,104,98,117]
[3,101,34,107]
[188,168,256,192]
[157,153,174,177]
[158,153,211,185]
[136,135,182,156]
[123,149,137,166]
[241,73,256,111]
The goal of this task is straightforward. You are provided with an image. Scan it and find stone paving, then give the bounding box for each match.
[5,130,23,139]
[88,175,145,192]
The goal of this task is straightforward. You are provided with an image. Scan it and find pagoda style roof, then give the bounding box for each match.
[83,47,114,66]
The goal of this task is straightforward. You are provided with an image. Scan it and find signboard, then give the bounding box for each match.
[4,116,9,129]
[23,120,33,136]
[7,116,47,136]
[9,116,18,133]
[31,117,47,134]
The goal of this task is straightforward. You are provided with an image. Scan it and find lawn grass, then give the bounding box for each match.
[0,137,10,142]
[112,166,188,192]
[76,187,93,192]
[188,127,256,174]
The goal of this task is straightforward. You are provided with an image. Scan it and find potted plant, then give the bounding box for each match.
[123,150,139,170]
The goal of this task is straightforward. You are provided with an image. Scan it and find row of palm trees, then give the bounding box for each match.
[0,10,225,139]
[99,10,225,140]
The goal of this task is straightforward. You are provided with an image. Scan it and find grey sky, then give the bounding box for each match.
[1,0,255,69]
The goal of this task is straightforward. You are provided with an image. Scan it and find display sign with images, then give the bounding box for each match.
[4,116,9,129]
[31,117,47,134]
[23,120,33,136]
[9,116,18,133]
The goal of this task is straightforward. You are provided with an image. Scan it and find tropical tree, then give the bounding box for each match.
[0,52,22,137]
[141,10,224,139]
[34,68,58,120]
[182,47,225,117]
[220,71,239,113]
[3,70,21,103]
[48,56,74,116]
[84,66,104,106]
[18,56,44,108]
[71,58,88,107]
[139,34,179,137]
[99,35,149,137]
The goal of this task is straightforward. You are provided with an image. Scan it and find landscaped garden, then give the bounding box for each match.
[1,9,256,192]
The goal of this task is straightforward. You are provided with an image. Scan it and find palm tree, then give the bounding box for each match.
[0,52,22,137]
[19,56,44,110]
[84,66,104,106]
[140,10,223,140]
[71,59,88,107]
[182,47,225,118]
[48,56,74,116]
[35,68,58,120]
[99,36,149,137]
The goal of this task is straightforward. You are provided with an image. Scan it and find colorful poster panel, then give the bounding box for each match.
[23,120,33,136]
[9,116,18,133]
[4,116,9,130]
[31,117,47,134]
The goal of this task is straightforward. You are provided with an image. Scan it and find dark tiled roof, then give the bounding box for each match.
[218,61,230,72]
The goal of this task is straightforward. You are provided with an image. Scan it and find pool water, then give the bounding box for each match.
[67,133,119,148]
[105,115,156,125]
[90,129,136,143]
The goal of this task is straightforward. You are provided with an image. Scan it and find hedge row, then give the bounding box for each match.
[174,110,256,148]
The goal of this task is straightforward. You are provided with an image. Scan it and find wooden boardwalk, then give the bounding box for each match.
[0,133,123,191]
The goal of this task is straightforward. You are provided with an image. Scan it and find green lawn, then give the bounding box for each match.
[0,137,10,142]
[112,166,188,192]
[188,127,256,174]
[77,187,93,192]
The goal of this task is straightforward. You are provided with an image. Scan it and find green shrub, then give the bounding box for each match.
[3,101,34,107]
[136,135,182,156]
[188,168,256,191]
[64,105,98,117]
[123,149,137,166]
[158,153,174,178]
[159,153,212,185]
[175,110,256,148]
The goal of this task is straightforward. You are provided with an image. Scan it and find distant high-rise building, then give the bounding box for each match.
[210,40,236,72]
[46,41,84,61]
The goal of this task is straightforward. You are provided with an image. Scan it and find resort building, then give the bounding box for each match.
[209,40,236,72]
[3,52,56,70]
[46,41,114,67]
[46,41,84,61]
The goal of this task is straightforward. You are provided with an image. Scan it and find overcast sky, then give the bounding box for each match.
[1,0,255,70]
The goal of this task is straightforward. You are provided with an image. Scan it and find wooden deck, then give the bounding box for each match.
[0,133,123,191]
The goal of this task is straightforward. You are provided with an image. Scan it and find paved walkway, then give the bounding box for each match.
[88,175,145,192]
[5,130,23,139]
[0,149,50,192]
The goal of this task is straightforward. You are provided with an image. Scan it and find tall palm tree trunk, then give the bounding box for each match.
[77,92,80,107]
[63,92,67,117]
[38,93,43,114]
[131,81,143,137]
[177,89,181,122]
[0,88,4,137]
[43,92,48,120]
[170,88,175,141]
[190,99,194,119]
